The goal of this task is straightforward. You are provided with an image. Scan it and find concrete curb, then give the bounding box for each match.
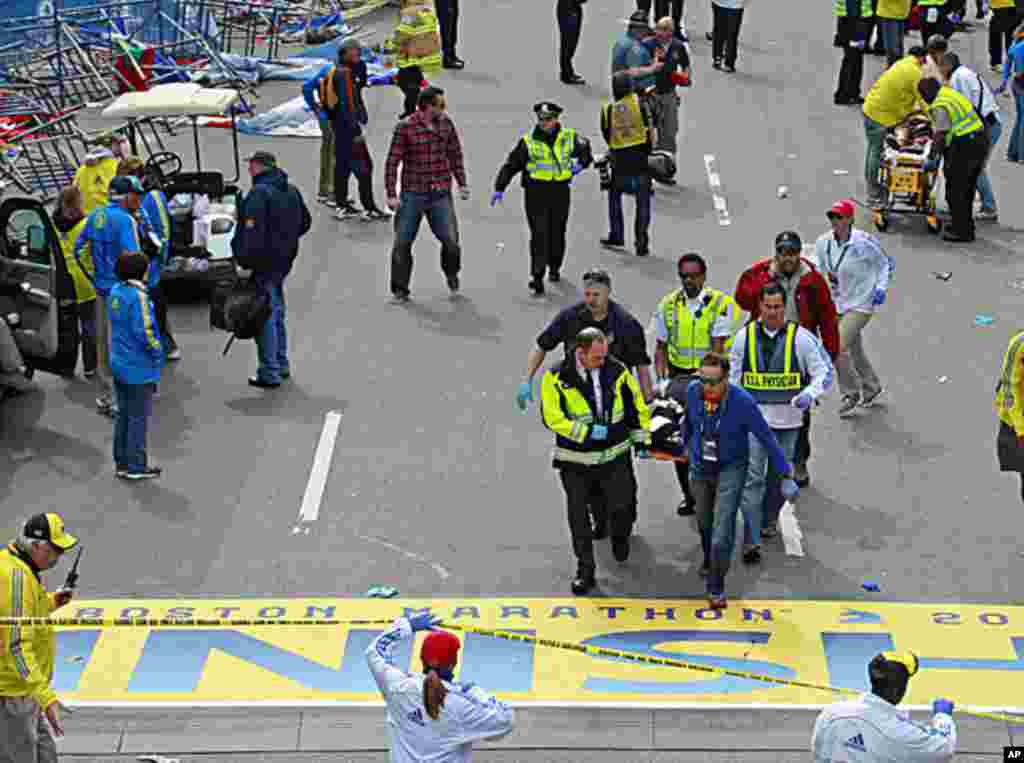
[58,706,1018,756]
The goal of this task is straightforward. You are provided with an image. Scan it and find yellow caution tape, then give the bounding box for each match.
[1,616,1019,724]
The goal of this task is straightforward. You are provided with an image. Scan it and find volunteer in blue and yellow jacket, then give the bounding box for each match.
[75,175,144,416]
[651,252,743,517]
[109,250,164,480]
[540,327,651,596]
[729,283,833,560]
[0,513,79,760]
[54,186,98,378]
[995,330,1024,503]
[917,77,990,243]
[492,102,593,295]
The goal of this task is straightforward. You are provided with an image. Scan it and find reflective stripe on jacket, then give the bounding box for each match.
[740,322,805,405]
[995,331,1024,435]
[930,86,985,146]
[834,0,873,18]
[58,218,95,305]
[658,287,739,370]
[0,545,57,708]
[395,8,442,73]
[605,94,648,150]
[540,356,651,468]
[523,129,576,181]
[109,279,164,384]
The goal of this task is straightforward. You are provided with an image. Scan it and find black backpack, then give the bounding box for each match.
[209,276,272,355]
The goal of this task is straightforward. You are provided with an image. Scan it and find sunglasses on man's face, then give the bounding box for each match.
[679,271,703,281]
[582,269,611,287]
[699,375,724,386]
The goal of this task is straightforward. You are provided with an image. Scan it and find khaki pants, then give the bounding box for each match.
[95,294,113,405]
[837,311,881,400]
[319,122,335,198]
[0,697,57,763]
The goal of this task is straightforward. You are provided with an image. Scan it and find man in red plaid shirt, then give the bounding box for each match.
[385,86,470,302]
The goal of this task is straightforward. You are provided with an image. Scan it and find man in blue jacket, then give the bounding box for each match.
[109,251,165,480]
[231,151,311,388]
[75,174,144,417]
[683,352,798,609]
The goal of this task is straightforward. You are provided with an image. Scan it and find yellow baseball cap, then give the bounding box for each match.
[23,513,78,551]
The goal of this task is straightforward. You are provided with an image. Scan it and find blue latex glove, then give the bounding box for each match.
[367,73,392,86]
[792,392,813,410]
[781,478,800,501]
[949,12,962,24]
[571,160,583,177]
[591,424,608,441]
[933,698,954,715]
[516,380,532,411]
[850,39,866,50]
[491,191,504,207]
[872,288,886,306]
[408,613,442,632]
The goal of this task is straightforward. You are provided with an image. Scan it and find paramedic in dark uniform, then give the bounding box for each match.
[557,0,587,85]
[492,102,593,295]
[517,268,652,538]
[540,327,651,595]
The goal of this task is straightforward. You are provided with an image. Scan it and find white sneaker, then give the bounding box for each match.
[975,209,998,222]
[860,387,885,408]
[838,395,861,418]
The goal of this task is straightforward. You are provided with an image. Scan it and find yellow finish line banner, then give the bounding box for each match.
[52,598,1024,706]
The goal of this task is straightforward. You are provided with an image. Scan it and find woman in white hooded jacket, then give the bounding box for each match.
[365,613,515,762]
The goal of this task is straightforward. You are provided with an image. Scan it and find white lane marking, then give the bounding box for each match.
[296,410,343,525]
[778,501,805,557]
[703,154,731,226]
[356,534,452,580]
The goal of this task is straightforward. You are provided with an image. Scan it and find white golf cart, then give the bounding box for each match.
[100,83,243,285]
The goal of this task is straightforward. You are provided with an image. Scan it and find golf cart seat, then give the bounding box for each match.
[165,171,224,200]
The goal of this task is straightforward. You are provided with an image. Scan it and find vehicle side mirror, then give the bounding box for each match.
[26,225,47,258]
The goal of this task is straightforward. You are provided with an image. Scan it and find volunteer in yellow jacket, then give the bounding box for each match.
[540,327,651,596]
[862,45,928,204]
[53,186,99,378]
[0,513,79,762]
[73,135,129,215]
[995,331,1024,503]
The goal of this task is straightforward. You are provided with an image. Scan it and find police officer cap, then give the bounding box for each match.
[774,231,802,252]
[534,102,563,119]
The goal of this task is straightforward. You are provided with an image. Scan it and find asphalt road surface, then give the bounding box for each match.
[3,0,1023,607]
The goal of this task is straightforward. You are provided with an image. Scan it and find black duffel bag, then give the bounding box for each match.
[209,272,271,355]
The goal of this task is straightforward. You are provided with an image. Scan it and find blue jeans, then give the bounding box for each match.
[864,115,888,199]
[608,175,652,248]
[741,427,799,547]
[113,380,154,473]
[690,461,747,597]
[255,277,288,384]
[389,190,461,294]
[976,120,1002,212]
[877,19,904,65]
[1008,92,1024,163]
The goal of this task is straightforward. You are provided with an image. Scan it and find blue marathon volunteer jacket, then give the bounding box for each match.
[108,279,164,385]
[231,167,311,279]
[76,203,141,298]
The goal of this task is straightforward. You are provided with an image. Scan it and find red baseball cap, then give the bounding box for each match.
[421,630,461,667]
[827,199,856,219]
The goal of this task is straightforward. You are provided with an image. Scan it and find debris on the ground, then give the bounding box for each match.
[937,376,949,383]
[832,169,849,176]
[366,586,399,598]
[932,271,952,281]
[777,185,789,198]
[975,314,995,326]
[862,581,881,592]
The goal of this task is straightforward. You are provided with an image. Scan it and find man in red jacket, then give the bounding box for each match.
[734,231,839,487]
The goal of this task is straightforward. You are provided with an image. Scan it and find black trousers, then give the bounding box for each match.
[396,66,423,119]
[918,5,948,46]
[943,131,990,239]
[561,460,635,576]
[556,4,584,78]
[794,408,811,465]
[149,283,176,350]
[587,455,639,530]
[667,369,696,502]
[435,0,459,59]
[990,7,1018,67]
[711,4,744,66]
[835,18,867,102]
[654,0,685,35]
[524,182,571,279]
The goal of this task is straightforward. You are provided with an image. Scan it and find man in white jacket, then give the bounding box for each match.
[812,651,957,761]
[815,199,894,418]
[366,613,515,762]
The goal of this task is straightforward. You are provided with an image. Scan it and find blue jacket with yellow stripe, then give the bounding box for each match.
[140,189,171,289]
[540,354,651,470]
[108,279,164,384]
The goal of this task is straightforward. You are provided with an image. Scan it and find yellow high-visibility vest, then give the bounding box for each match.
[523,129,576,182]
[604,93,648,151]
[995,330,1024,435]
[395,4,442,74]
[658,287,740,371]
[929,86,985,146]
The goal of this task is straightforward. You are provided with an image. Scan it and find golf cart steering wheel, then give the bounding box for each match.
[145,152,183,184]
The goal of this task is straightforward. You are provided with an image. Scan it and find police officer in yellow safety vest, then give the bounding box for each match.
[917,77,989,243]
[0,513,79,763]
[600,72,657,257]
[541,327,651,596]
[729,283,833,562]
[651,252,743,516]
[995,330,1024,504]
[492,102,594,296]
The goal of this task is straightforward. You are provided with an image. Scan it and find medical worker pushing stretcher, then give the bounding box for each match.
[366,613,515,761]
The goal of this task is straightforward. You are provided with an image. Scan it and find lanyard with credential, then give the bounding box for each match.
[825,238,851,275]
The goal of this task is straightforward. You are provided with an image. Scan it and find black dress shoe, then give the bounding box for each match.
[636,245,650,257]
[248,376,281,389]
[447,275,460,294]
[723,63,736,73]
[548,270,561,283]
[561,74,586,85]
[742,545,762,565]
[611,536,630,562]
[676,496,695,517]
[571,574,596,595]
[442,57,465,69]
[942,231,975,243]
[712,58,723,70]
[600,237,625,249]
[529,277,545,296]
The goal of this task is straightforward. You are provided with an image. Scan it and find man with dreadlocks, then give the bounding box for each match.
[366,613,515,761]
[812,651,957,761]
